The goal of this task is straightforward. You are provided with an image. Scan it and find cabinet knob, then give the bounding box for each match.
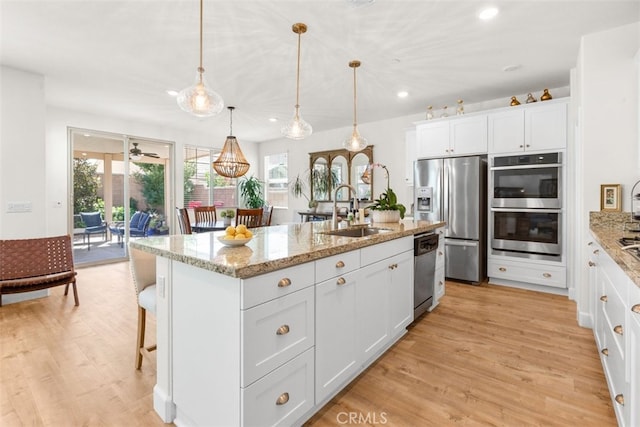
[519,145,524,148]
[632,304,640,314]
[613,325,623,335]
[587,241,593,246]
[614,394,624,406]
[526,144,530,148]
[335,260,345,268]
[439,281,444,286]
[276,392,290,405]
[542,273,552,278]
[593,249,599,255]
[336,277,346,286]
[276,324,290,335]
[600,295,607,302]
[588,261,596,267]
[388,263,398,270]
[438,251,443,256]
[601,348,608,356]
[498,267,507,272]
[277,278,292,288]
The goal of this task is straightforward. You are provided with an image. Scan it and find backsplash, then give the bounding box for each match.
[590,211,634,229]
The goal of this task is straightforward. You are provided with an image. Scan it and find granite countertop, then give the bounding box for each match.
[589,212,640,288]
[129,219,445,279]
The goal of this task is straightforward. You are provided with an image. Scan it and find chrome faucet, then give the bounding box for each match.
[333,184,358,228]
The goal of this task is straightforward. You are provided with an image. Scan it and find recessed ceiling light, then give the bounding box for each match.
[479,7,499,20]
[269,117,278,122]
[503,64,521,72]
[397,91,409,98]
[166,90,178,96]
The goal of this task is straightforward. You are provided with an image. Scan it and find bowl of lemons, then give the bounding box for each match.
[217,224,254,246]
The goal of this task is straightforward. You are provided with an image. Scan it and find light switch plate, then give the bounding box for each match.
[7,201,32,213]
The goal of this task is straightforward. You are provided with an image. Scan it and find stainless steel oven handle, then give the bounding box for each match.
[491,163,562,171]
[491,208,561,214]
[445,239,478,247]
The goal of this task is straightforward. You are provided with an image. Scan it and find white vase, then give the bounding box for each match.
[370,210,400,223]
[223,218,232,226]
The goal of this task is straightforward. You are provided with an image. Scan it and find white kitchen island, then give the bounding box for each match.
[130,219,445,426]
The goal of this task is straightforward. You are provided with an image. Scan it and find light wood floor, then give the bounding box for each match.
[1,263,615,426]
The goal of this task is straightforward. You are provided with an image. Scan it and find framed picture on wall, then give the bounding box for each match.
[600,184,622,212]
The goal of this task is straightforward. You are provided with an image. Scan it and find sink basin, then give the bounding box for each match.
[320,227,390,238]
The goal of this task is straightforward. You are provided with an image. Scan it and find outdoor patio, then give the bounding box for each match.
[72,232,127,265]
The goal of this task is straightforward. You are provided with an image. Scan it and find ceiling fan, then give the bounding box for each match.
[129,142,159,160]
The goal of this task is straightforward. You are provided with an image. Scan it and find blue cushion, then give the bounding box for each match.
[80,212,103,228]
[129,212,142,229]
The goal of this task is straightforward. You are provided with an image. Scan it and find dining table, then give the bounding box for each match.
[297,211,348,223]
[191,221,229,232]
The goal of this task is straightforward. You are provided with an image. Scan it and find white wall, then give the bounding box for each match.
[574,21,640,325]
[0,66,47,239]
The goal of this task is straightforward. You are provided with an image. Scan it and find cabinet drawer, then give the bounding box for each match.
[241,287,314,386]
[241,347,314,427]
[488,259,566,288]
[601,327,626,403]
[361,236,412,267]
[600,268,626,357]
[435,266,445,300]
[315,250,360,283]
[241,262,315,309]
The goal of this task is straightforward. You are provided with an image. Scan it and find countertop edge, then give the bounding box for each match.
[589,225,640,288]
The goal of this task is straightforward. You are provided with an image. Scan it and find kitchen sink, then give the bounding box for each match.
[320,227,390,238]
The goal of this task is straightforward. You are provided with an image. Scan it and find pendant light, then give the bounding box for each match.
[212,107,250,178]
[281,23,313,140]
[176,0,224,117]
[344,60,367,152]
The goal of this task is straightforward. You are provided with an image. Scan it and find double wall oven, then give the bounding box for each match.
[490,152,562,260]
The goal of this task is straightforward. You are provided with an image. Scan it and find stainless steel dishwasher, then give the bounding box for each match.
[414,232,439,319]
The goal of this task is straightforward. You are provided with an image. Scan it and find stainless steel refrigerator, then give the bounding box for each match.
[414,156,487,283]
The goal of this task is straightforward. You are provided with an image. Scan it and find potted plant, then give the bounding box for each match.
[290,173,318,212]
[239,175,265,209]
[220,209,235,226]
[368,163,406,223]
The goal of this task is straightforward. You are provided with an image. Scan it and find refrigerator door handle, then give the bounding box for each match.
[445,239,479,248]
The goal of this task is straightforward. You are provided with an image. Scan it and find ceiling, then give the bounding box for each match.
[2,1,638,145]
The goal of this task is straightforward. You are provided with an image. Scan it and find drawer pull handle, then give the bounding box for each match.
[600,295,607,302]
[588,261,595,267]
[388,263,398,270]
[498,267,507,272]
[613,325,623,335]
[588,241,593,246]
[593,249,599,254]
[277,278,292,288]
[632,304,640,314]
[601,348,608,356]
[276,325,290,335]
[438,251,443,256]
[439,281,444,286]
[335,260,345,268]
[614,394,624,406]
[336,277,346,286]
[276,392,290,405]
[542,273,551,278]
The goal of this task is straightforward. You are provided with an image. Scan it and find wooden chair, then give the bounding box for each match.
[129,246,157,369]
[235,208,263,228]
[194,206,217,225]
[175,207,192,234]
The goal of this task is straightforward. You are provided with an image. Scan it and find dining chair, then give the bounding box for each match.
[262,205,273,226]
[129,246,157,370]
[194,206,217,226]
[175,207,192,234]
[235,208,264,228]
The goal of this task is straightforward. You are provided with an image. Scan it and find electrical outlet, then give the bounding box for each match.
[157,275,165,298]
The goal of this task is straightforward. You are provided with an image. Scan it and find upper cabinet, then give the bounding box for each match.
[488,100,567,154]
[415,115,487,159]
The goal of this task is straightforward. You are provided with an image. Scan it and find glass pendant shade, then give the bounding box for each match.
[281,106,312,140]
[344,125,368,152]
[177,71,224,117]
[212,106,250,178]
[282,23,312,140]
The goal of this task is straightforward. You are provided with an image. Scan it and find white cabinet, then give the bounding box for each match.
[628,284,640,426]
[405,128,416,185]
[430,226,446,311]
[488,257,567,289]
[358,259,391,361]
[416,115,487,158]
[315,269,359,403]
[488,100,567,154]
[389,251,414,335]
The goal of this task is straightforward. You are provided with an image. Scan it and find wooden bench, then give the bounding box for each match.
[0,235,78,307]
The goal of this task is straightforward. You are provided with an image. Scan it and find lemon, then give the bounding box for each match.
[224,234,235,240]
[234,233,246,240]
[235,224,248,235]
[244,230,253,238]
[225,226,236,236]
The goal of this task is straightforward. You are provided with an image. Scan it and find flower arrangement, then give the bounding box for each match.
[219,209,235,218]
[368,163,406,220]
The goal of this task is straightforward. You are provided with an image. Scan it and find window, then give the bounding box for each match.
[184,146,237,209]
[264,153,288,208]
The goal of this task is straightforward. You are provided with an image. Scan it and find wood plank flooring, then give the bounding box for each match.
[0,262,615,426]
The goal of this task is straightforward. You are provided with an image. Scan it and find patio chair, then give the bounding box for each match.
[109,211,152,247]
[79,212,107,251]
